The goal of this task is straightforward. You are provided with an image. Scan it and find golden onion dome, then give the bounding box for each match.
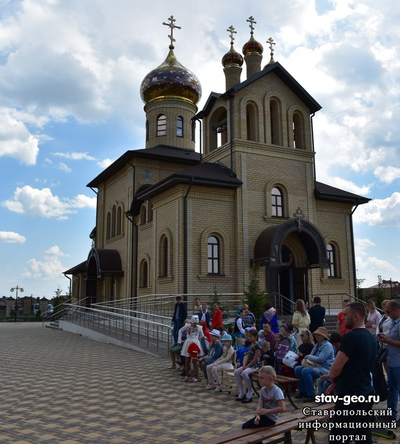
[140,46,202,105]
[222,47,244,68]
[242,36,264,56]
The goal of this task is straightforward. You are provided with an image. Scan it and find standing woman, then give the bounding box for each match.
[178,315,204,383]
[366,300,382,336]
[292,299,310,345]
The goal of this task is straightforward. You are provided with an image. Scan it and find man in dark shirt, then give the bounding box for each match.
[322,301,377,443]
[307,296,325,332]
[171,296,187,344]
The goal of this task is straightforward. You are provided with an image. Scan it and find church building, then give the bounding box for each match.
[64,16,370,308]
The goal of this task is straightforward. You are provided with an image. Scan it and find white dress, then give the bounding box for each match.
[178,324,205,358]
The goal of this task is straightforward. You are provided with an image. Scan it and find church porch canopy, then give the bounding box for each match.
[253,214,329,269]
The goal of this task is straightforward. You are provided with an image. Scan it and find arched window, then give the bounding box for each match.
[140,205,147,225]
[111,205,116,237]
[271,187,283,217]
[157,114,167,136]
[116,206,122,235]
[327,244,336,278]
[160,236,168,277]
[208,236,219,275]
[106,212,111,239]
[177,116,183,137]
[146,120,149,141]
[140,260,148,288]
[148,204,153,222]
[246,103,257,141]
[293,112,304,149]
[270,99,281,145]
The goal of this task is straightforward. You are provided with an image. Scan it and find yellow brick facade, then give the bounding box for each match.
[66,41,368,311]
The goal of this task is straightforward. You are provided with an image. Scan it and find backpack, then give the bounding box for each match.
[373,347,388,402]
[274,337,290,374]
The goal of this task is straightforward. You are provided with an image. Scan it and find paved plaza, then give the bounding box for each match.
[0,323,397,443]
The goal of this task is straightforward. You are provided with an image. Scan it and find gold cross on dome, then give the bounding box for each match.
[247,16,256,35]
[162,15,181,47]
[267,37,276,63]
[227,25,237,47]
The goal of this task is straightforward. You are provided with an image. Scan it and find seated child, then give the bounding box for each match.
[242,365,285,435]
[259,340,274,366]
[205,334,235,392]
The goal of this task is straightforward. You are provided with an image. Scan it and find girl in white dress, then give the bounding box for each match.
[178,315,204,383]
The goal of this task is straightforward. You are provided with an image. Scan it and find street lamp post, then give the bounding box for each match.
[10,285,24,322]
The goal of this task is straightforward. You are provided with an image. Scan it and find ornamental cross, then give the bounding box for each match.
[162,15,181,47]
[227,25,237,47]
[267,37,276,63]
[293,207,305,232]
[247,16,256,35]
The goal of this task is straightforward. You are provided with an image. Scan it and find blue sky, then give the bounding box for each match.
[0,0,399,298]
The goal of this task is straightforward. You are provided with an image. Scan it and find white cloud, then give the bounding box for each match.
[44,245,68,257]
[97,158,114,169]
[0,107,40,165]
[1,185,96,220]
[354,192,400,227]
[58,162,72,173]
[355,238,375,256]
[374,166,400,184]
[52,151,96,161]
[0,231,26,244]
[326,177,371,196]
[22,245,67,280]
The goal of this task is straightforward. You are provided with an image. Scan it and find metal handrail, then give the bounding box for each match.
[62,303,172,356]
[41,297,88,327]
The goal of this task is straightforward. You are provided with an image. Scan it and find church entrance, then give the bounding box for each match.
[253,213,329,312]
[278,245,308,309]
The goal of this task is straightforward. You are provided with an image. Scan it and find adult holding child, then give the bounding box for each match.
[234,329,262,403]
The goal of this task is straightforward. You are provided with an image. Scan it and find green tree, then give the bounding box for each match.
[356,277,365,301]
[243,266,271,323]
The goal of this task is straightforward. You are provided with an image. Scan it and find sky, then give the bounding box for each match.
[0,0,399,299]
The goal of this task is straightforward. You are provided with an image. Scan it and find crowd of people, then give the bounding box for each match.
[169,295,400,442]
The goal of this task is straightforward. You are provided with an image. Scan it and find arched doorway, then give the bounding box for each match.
[253,212,329,308]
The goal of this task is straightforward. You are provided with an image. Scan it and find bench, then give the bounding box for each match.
[250,372,301,409]
[202,403,335,444]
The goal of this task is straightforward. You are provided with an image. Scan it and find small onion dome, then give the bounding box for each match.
[222,47,244,68]
[140,46,202,105]
[242,36,263,56]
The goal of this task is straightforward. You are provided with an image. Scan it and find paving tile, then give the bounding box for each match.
[0,323,397,443]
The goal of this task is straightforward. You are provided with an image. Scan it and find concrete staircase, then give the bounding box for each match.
[281,314,338,334]
[45,320,61,330]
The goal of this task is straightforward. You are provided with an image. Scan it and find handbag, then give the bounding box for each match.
[170,344,182,355]
[282,351,298,368]
[301,358,314,367]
